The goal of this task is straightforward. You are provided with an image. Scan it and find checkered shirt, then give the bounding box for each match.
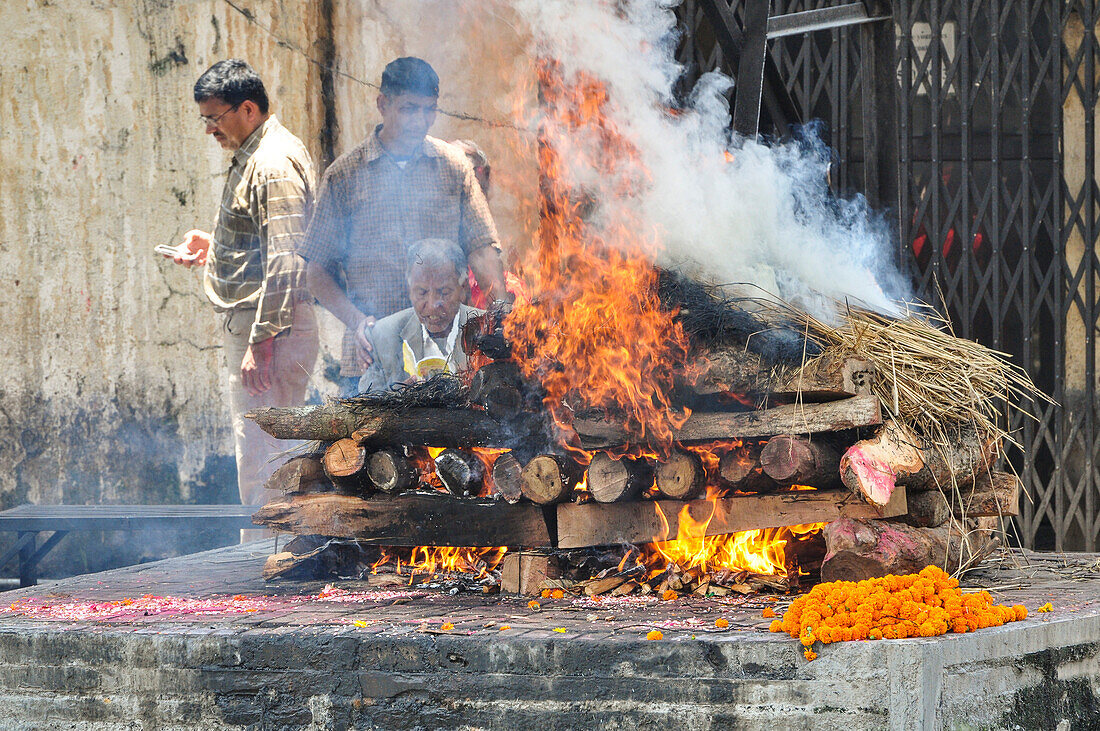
[203,116,315,343]
[298,128,499,375]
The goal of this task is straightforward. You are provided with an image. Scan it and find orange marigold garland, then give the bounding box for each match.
[771,566,1028,660]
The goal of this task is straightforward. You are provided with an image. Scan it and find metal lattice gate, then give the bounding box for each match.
[676,1,1100,551]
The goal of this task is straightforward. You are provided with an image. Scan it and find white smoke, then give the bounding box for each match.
[509,0,910,316]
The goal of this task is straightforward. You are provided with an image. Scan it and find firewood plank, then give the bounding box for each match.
[247,404,504,446]
[573,395,881,449]
[555,486,906,549]
[253,492,552,547]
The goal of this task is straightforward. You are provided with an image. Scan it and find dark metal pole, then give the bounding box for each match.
[733,0,772,138]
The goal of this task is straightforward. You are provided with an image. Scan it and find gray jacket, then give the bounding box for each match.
[357,304,483,393]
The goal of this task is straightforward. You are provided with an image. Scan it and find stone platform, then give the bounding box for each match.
[0,541,1098,730]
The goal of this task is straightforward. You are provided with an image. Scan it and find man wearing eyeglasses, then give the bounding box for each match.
[299,56,509,393]
[166,59,318,541]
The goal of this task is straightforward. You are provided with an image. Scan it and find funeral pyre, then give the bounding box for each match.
[247,63,1042,598]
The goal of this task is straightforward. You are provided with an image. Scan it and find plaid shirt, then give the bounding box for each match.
[299,128,499,375]
[203,116,315,343]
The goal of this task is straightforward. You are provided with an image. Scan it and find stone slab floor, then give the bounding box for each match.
[0,541,1098,730]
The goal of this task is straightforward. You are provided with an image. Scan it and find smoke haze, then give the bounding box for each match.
[508,0,910,316]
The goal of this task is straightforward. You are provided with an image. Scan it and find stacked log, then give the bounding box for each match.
[249,350,1014,585]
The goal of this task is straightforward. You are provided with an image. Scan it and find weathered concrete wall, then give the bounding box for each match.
[0,0,329,573]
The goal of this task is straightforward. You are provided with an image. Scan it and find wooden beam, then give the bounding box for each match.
[555,486,906,548]
[574,394,881,448]
[247,404,505,446]
[253,492,553,547]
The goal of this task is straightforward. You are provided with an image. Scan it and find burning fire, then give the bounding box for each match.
[503,60,697,457]
[645,500,826,578]
[370,546,508,583]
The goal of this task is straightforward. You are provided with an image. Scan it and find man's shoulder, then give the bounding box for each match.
[251,123,312,177]
[425,137,476,172]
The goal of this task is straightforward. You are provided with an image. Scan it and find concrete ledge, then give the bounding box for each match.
[0,542,1096,729]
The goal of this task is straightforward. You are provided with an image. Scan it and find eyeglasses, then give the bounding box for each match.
[199,104,240,129]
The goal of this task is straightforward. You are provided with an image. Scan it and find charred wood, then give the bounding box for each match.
[247,404,504,446]
[489,453,524,503]
[435,449,485,497]
[252,492,553,547]
[366,449,418,493]
[573,394,881,449]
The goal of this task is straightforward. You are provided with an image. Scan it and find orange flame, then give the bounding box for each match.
[370,546,508,583]
[502,59,698,458]
[643,498,826,578]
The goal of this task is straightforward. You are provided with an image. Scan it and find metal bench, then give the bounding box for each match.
[0,504,263,587]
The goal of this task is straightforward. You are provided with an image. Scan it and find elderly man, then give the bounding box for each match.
[165,59,317,541]
[299,56,508,393]
[358,239,482,393]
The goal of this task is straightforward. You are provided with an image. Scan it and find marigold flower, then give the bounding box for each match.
[715,618,729,628]
[441,622,454,631]
[769,620,783,632]
[803,649,817,661]
[1037,602,1053,613]
[762,607,776,618]
[551,589,565,599]
[647,630,663,641]
[499,625,511,630]
[541,589,552,599]
[528,600,541,610]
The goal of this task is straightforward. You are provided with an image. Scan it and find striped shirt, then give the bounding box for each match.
[203,116,315,343]
[298,127,499,375]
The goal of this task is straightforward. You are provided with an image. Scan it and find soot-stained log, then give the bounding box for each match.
[489,453,524,504]
[469,361,524,420]
[573,394,881,449]
[520,455,580,505]
[253,492,552,547]
[717,444,779,493]
[263,455,334,494]
[694,347,772,396]
[654,450,705,500]
[247,404,504,446]
[323,438,368,479]
[759,435,841,487]
[821,517,996,582]
[840,420,1000,507]
[366,449,418,493]
[587,453,653,503]
[435,449,485,497]
[556,487,906,548]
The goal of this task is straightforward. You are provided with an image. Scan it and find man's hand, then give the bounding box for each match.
[354,314,377,367]
[168,229,211,268]
[241,336,275,396]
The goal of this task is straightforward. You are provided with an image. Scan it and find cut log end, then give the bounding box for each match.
[587,453,652,503]
[520,455,578,505]
[435,449,485,497]
[323,438,368,478]
[655,450,705,500]
[366,449,418,493]
[759,435,840,487]
[489,453,524,503]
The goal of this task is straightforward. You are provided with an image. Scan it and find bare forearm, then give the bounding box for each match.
[469,246,511,303]
[306,261,365,328]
